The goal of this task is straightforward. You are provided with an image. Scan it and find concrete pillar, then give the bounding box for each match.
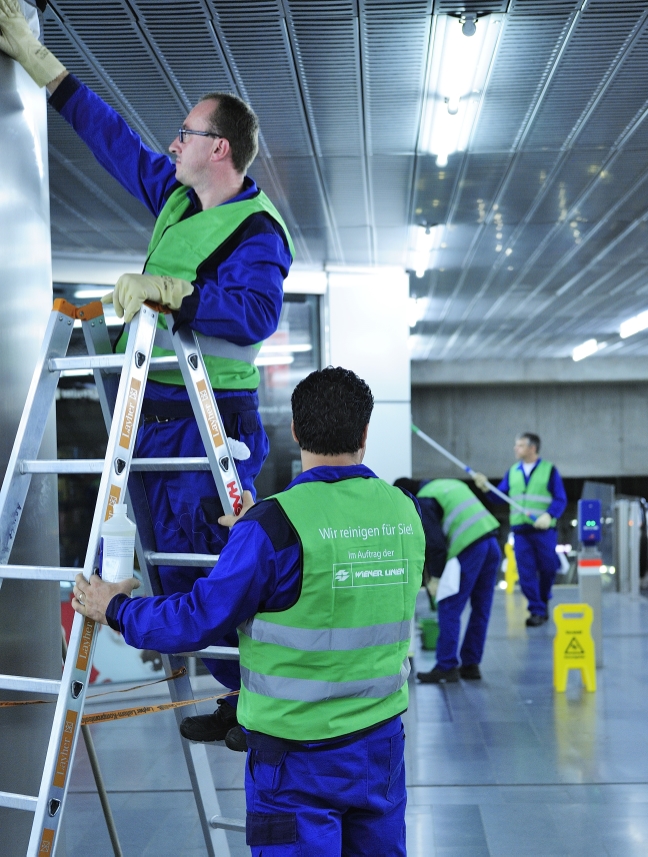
[326,268,411,484]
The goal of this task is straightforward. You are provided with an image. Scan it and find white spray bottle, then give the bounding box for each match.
[100,503,136,586]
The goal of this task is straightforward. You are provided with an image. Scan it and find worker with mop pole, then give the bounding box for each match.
[395,470,500,684]
[412,425,566,628]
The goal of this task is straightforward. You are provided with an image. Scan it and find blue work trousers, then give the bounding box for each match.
[245,717,407,856]
[135,396,269,691]
[435,536,501,671]
[513,528,560,616]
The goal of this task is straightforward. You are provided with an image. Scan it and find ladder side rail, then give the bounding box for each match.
[86,309,238,856]
[171,324,244,516]
[128,469,230,857]
[162,654,231,856]
[78,303,119,432]
[86,306,233,857]
[0,305,75,567]
[27,306,159,857]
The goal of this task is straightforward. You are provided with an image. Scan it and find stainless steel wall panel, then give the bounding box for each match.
[0,7,62,851]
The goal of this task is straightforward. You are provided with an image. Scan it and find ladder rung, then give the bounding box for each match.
[0,564,77,581]
[21,457,212,475]
[49,355,179,372]
[147,552,219,567]
[0,674,61,694]
[210,815,246,832]
[176,646,239,661]
[0,791,38,812]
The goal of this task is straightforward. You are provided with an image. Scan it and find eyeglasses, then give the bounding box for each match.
[177,127,223,144]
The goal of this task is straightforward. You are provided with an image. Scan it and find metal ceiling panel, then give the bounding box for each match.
[36,0,648,360]
[521,2,648,151]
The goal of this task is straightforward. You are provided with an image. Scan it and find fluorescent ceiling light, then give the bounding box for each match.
[73,286,113,299]
[420,14,503,166]
[620,310,648,339]
[572,339,606,362]
[408,225,444,277]
[256,355,294,367]
[73,315,123,329]
[258,343,312,354]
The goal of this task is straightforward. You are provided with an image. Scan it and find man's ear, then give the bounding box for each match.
[361,424,369,447]
[291,420,299,444]
[210,136,230,163]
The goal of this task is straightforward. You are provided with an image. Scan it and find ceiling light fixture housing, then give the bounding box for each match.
[419,13,504,168]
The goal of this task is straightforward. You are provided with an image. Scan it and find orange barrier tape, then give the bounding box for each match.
[0,667,230,719]
[81,689,238,725]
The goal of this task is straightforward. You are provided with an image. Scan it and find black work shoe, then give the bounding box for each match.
[224,724,248,752]
[417,666,460,684]
[179,698,238,743]
[526,614,548,627]
[459,664,481,680]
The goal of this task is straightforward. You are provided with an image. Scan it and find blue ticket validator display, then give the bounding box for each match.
[578,499,602,545]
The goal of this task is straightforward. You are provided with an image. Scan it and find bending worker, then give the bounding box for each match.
[395,477,501,684]
[473,432,567,626]
[0,0,293,744]
[73,367,426,856]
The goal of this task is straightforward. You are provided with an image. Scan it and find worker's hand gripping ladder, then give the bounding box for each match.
[0,299,243,857]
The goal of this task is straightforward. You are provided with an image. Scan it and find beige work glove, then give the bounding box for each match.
[471,471,489,492]
[102,273,194,323]
[426,576,439,600]
[0,0,66,87]
[533,512,552,530]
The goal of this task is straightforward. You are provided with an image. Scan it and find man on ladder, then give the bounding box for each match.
[0,0,294,748]
[73,367,426,857]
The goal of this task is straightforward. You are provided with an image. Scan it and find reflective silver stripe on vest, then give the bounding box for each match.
[240,658,411,702]
[449,509,494,545]
[154,327,259,364]
[239,617,412,652]
[510,494,551,504]
[442,497,481,535]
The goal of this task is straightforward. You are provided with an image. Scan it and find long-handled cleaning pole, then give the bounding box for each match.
[411,423,537,522]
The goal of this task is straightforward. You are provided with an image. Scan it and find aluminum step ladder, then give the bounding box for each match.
[0,298,245,856]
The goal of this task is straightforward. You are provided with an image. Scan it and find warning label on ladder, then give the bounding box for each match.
[564,636,585,656]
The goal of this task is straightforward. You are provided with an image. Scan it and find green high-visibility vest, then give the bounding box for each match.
[508,459,556,527]
[417,479,498,559]
[236,477,426,742]
[116,186,294,389]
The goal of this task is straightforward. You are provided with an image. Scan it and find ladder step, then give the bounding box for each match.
[0,564,77,581]
[210,815,246,833]
[147,552,219,567]
[49,354,178,372]
[0,674,61,694]
[176,646,239,661]
[21,457,211,474]
[0,791,38,812]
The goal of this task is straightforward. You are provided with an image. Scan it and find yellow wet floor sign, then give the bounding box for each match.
[553,603,596,692]
[504,541,519,593]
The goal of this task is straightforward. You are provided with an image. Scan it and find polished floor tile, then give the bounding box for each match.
[59,588,648,855]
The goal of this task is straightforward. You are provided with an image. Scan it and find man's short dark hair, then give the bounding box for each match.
[518,432,541,452]
[393,477,422,496]
[291,367,374,456]
[200,92,259,173]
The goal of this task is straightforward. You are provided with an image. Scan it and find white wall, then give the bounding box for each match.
[327,268,411,484]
